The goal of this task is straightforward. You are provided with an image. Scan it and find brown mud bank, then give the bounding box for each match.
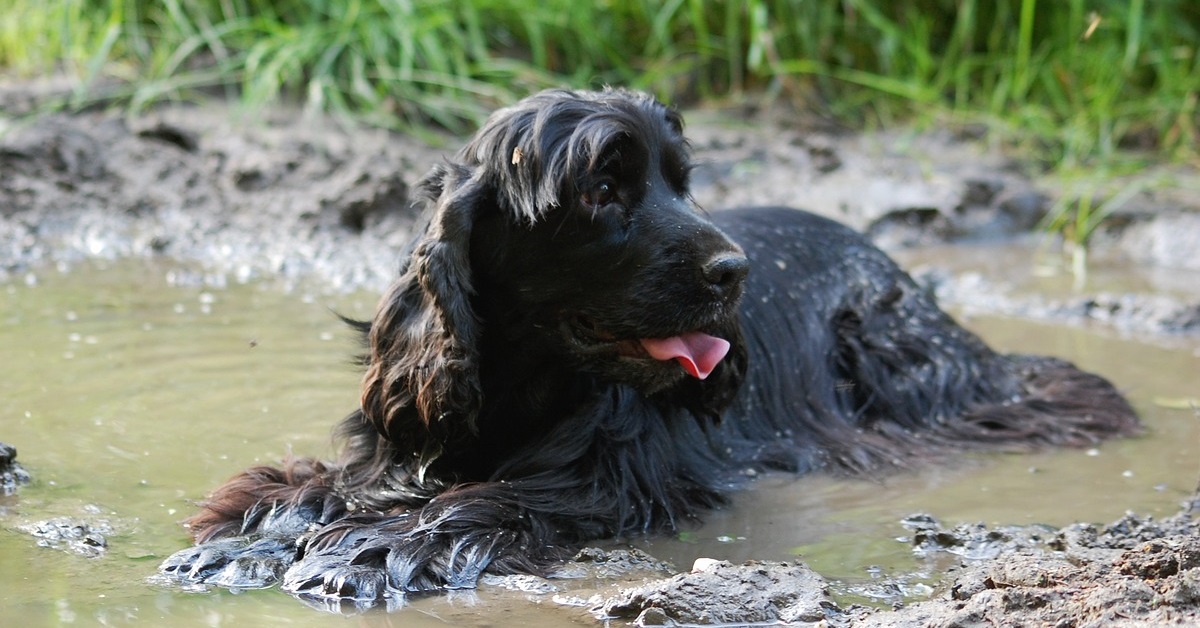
[3,84,1199,338]
[2,85,1199,626]
[580,494,1200,626]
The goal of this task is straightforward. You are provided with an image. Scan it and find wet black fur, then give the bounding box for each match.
[159,88,1139,609]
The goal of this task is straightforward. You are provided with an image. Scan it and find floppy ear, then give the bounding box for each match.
[360,164,485,451]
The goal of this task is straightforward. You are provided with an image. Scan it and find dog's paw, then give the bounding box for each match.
[278,525,495,602]
[281,528,406,601]
[158,536,296,590]
[158,538,241,582]
[282,557,393,602]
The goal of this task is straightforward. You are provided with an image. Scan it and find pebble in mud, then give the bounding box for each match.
[0,442,31,496]
[596,560,836,626]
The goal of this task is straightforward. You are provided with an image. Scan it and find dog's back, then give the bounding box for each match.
[713,206,1139,473]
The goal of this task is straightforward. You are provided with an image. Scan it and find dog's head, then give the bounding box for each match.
[362,88,748,448]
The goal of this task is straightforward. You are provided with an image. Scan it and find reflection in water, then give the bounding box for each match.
[0,258,1197,625]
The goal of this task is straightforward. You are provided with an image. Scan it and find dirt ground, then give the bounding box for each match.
[3,80,1200,626]
[582,498,1200,627]
[4,81,1198,332]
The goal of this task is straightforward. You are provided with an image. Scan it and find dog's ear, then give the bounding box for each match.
[360,164,484,450]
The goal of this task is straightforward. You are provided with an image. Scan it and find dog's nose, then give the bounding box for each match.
[702,252,749,296]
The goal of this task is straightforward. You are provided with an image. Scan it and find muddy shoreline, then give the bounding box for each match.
[3,86,1200,626]
[3,93,1199,336]
[580,497,1200,626]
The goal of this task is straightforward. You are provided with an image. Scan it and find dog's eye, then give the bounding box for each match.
[582,181,616,208]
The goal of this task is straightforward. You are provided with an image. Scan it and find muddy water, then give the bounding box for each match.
[1,254,1198,626]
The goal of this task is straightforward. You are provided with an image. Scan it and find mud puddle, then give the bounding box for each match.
[1,257,1197,626]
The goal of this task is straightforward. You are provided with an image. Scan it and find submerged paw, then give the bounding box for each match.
[282,561,392,602]
[158,542,236,583]
[158,536,296,589]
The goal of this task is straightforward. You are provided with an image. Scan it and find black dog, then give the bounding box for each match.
[159,88,1138,606]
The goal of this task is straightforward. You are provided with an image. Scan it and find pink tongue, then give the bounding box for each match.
[639,332,730,380]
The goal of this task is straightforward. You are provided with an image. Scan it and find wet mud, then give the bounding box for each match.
[20,513,111,558]
[4,85,1198,310]
[568,495,1200,627]
[849,496,1200,627]
[0,442,31,496]
[597,559,836,625]
[3,83,1200,625]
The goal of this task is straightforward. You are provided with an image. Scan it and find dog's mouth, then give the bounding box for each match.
[566,315,730,380]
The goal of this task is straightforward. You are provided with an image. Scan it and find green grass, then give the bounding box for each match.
[2,1,1196,157]
[1040,169,1159,285]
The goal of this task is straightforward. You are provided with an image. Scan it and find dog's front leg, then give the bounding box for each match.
[279,483,568,603]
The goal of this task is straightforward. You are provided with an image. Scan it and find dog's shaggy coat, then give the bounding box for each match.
[160,88,1139,606]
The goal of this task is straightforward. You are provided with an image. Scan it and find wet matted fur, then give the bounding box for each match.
[159,88,1139,607]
